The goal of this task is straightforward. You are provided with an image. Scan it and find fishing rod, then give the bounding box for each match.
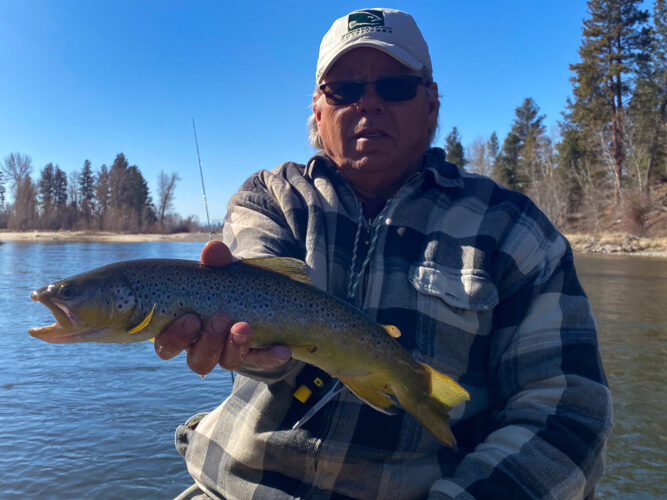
[192,118,213,241]
[191,119,235,385]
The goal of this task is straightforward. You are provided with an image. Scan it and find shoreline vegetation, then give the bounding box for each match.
[1,230,666,258]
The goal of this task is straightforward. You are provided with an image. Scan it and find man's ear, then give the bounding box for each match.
[312,94,323,125]
[427,81,440,117]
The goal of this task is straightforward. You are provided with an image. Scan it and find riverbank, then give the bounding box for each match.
[1,230,666,257]
[566,233,667,257]
[0,230,212,243]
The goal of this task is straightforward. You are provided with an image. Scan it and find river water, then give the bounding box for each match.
[0,242,664,499]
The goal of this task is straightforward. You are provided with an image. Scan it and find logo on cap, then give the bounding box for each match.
[348,10,384,31]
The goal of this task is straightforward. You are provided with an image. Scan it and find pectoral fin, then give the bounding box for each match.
[128,303,156,335]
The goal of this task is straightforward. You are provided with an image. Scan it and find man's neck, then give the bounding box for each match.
[361,197,388,219]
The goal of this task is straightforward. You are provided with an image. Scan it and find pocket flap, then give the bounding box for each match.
[409,262,499,311]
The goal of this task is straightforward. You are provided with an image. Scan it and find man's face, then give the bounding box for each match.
[313,47,439,199]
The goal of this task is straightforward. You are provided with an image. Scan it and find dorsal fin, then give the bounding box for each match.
[382,325,401,338]
[243,257,311,284]
[128,303,156,334]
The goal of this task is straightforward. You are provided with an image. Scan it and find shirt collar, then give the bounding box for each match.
[422,147,464,189]
[305,153,335,180]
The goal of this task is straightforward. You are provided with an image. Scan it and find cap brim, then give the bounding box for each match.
[317,41,424,82]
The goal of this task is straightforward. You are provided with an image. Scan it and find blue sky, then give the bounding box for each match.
[1,1,594,223]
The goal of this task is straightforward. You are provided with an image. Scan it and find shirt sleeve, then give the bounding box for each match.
[222,168,305,260]
[220,167,307,383]
[429,217,612,499]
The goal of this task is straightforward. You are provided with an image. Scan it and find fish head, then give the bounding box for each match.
[29,267,139,343]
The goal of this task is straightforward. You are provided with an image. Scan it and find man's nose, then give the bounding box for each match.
[355,83,385,113]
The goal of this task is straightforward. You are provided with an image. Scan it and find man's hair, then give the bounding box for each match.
[307,66,439,150]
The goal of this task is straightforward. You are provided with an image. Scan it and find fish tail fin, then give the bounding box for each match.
[392,363,470,447]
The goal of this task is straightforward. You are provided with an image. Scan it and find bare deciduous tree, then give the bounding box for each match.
[157,171,180,229]
[2,152,33,197]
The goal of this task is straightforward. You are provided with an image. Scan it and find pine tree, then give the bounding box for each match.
[79,160,95,203]
[53,166,68,209]
[444,126,466,168]
[568,0,651,202]
[94,165,110,229]
[79,159,95,227]
[487,132,499,165]
[629,0,667,197]
[515,99,547,191]
[38,163,55,219]
[495,98,546,192]
[495,132,521,189]
[121,165,149,214]
[109,153,129,214]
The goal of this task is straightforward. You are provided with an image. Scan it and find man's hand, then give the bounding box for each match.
[154,240,292,376]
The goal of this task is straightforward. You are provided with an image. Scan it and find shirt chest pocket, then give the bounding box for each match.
[409,262,499,336]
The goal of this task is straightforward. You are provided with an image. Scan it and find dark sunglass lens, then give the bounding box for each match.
[323,81,364,105]
[376,76,422,101]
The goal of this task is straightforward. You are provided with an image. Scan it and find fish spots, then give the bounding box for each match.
[110,283,136,315]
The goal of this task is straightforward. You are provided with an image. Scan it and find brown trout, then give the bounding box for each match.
[28,257,470,446]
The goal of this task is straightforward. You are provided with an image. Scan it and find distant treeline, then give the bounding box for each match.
[439,0,666,235]
[1,0,665,236]
[0,151,201,233]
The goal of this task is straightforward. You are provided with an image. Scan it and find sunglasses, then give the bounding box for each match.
[319,75,426,106]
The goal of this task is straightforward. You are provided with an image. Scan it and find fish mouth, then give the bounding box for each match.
[28,290,98,343]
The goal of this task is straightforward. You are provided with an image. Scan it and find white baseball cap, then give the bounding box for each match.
[316,8,432,83]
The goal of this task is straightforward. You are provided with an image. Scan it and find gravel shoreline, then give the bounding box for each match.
[0,230,212,243]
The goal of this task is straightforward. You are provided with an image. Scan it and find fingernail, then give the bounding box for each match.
[211,316,228,333]
[183,317,199,334]
[274,346,291,362]
[230,329,250,346]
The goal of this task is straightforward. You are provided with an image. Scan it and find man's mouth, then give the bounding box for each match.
[354,129,387,139]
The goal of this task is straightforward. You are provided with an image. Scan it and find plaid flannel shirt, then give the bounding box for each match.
[178,148,612,500]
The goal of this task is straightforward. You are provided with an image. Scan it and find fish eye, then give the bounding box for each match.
[58,283,79,300]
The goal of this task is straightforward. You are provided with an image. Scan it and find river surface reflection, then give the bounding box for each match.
[574,254,667,499]
[0,242,663,498]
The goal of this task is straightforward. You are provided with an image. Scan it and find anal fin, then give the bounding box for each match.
[340,373,398,415]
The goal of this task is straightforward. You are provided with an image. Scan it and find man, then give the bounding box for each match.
[158,8,612,499]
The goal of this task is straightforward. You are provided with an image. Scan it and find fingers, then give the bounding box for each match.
[200,240,233,267]
[187,313,232,375]
[154,314,202,360]
[219,322,252,369]
[156,311,292,376]
[244,345,292,370]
